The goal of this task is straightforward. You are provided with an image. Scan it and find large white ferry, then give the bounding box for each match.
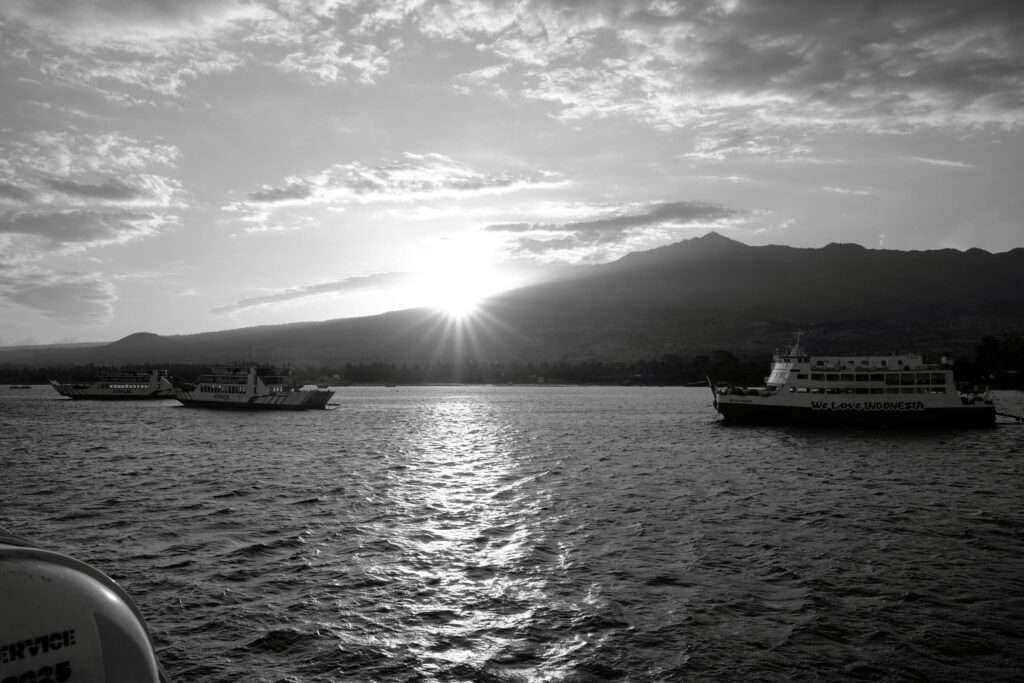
[49,369,175,400]
[173,365,334,410]
[711,338,995,426]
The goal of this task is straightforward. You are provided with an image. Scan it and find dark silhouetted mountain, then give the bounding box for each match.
[2,233,1022,366]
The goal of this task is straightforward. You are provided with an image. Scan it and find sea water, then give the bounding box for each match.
[2,386,1023,681]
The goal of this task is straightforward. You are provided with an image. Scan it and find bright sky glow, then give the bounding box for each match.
[1,1,1022,345]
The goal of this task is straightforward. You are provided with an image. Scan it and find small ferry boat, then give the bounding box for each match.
[49,370,176,400]
[710,337,995,426]
[173,365,334,410]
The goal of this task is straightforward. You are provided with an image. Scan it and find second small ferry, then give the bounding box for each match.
[173,365,334,410]
[49,369,175,400]
[710,337,995,426]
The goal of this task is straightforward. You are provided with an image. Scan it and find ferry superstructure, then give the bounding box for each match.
[711,340,995,426]
[173,365,333,410]
[48,369,175,400]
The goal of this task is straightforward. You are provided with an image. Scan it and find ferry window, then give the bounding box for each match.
[870,374,883,382]
[885,374,900,385]
[826,374,839,381]
[886,388,900,394]
[811,374,823,381]
[816,361,824,365]
[930,373,945,385]
[900,374,915,385]
[797,374,807,379]
[855,374,869,381]
[901,387,916,394]
[870,388,884,394]
[881,360,887,366]
[916,373,931,384]
[810,387,824,393]
[841,374,854,382]
[855,388,868,394]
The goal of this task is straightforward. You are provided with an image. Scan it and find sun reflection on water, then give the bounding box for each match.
[375,397,554,677]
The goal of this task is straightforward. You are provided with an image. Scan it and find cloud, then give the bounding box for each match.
[46,177,146,201]
[452,63,512,96]
[247,180,313,204]
[0,0,262,98]
[316,153,566,201]
[0,0,405,100]
[228,153,566,225]
[822,186,875,196]
[0,132,182,263]
[5,131,179,177]
[279,37,402,85]
[685,131,811,161]
[0,266,116,323]
[906,156,977,169]
[213,271,414,314]
[427,0,1024,132]
[5,0,1022,134]
[0,182,34,203]
[0,209,161,246]
[486,199,739,260]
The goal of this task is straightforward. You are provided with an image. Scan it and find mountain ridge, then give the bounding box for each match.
[2,233,1022,366]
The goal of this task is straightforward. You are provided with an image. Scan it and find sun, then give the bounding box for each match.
[418,232,515,319]
[428,277,484,318]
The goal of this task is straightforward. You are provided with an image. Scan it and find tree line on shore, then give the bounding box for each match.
[3,334,1022,389]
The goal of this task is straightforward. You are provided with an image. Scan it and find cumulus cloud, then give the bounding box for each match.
[213,271,414,314]
[0,266,116,323]
[486,199,739,260]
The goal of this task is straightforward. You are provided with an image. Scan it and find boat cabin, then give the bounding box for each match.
[765,350,954,396]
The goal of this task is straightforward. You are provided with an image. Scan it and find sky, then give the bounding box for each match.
[1,0,1022,346]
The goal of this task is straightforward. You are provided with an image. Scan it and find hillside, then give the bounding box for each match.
[2,233,1022,367]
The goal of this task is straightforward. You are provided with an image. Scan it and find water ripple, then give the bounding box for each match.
[3,386,1023,681]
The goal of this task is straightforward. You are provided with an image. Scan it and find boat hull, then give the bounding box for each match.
[174,389,334,410]
[716,401,995,427]
[53,390,176,400]
[49,373,175,400]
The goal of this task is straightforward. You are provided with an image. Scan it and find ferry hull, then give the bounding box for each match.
[49,379,176,400]
[57,393,176,401]
[717,402,995,427]
[175,390,333,410]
